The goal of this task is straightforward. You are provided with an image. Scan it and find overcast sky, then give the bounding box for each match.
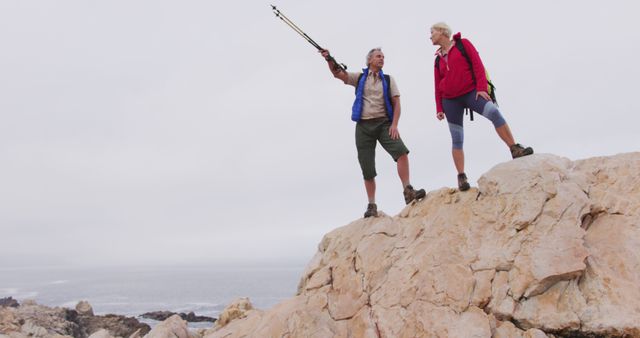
[1,1,639,268]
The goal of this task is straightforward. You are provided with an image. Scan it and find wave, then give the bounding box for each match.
[0,288,39,299]
[172,302,221,316]
[48,280,69,285]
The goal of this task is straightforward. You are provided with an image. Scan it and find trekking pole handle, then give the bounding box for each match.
[326,55,347,72]
[320,49,347,72]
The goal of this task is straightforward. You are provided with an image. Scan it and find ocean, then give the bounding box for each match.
[0,264,305,328]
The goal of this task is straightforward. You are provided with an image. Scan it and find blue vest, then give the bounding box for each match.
[351,68,394,122]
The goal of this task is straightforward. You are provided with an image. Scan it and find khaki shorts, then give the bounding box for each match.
[355,118,410,180]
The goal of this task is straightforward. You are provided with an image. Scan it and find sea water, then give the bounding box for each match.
[0,264,304,328]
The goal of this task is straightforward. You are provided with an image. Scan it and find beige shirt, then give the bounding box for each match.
[346,71,400,120]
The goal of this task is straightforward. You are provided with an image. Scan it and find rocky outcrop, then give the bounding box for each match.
[0,298,19,308]
[144,315,201,338]
[213,298,253,329]
[76,301,94,317]
[204,153,640,338]
[7,302,82,337]
[76,313,150,338]
[0,301,150,338]
[141,311,215,323]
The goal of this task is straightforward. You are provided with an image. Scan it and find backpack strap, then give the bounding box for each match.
[455,40,475,121]
[435,46,475,120]
[455,40,474,83]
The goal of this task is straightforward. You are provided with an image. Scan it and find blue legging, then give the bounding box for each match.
[442,90,506,149]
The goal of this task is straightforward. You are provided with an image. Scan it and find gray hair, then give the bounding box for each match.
[366,47,383,66]
[431,22,452,38]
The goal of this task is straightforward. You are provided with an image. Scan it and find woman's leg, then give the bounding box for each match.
[443,97,470,190]
[465,91,533,158]
[442,98,466,174]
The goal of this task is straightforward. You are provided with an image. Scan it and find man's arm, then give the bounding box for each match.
[320,49,348,83]
[389,95,401,140]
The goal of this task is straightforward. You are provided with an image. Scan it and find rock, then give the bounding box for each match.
[182,312,214,323]
[14,303,81,337]
[213,298,253,328]
[523,328,549,338]
[75,301,94,316]
[140,311,175,322]
[77,314,150,338]
[0,300,149,338]
[140,311,214,323]
[144,315,193,338]
[128,328,143,338]
[494,320,524,338]
[0,307,21,333]
[87,328,113,338]
[201,152,640,338]
[0,298,19,308]
[21,320,49,337]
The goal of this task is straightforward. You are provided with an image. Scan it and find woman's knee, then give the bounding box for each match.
[482,103,506,127]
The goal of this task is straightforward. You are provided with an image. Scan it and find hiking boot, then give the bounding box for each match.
[364,203,378,218]
[403,185,426,204]
[457,173,470,191]
[510,143,534,159]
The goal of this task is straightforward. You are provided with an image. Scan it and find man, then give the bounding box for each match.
[320,48,425,218]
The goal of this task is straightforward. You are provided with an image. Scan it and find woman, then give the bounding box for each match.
[430,22,533,191]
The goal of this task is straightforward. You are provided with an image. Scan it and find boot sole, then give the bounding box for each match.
[405,190,426,204]
[512,148,534,159]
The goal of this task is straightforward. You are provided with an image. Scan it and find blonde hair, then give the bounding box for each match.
[366,47,383,66]
[431,22,452,38]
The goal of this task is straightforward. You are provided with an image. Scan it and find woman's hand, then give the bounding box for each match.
[476,91,491,101]
[436,112,445,120]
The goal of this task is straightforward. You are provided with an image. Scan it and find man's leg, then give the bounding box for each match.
[397,153,410,187]
[356,122,378,217]
[378,123,425,204]
[364,178,376,203]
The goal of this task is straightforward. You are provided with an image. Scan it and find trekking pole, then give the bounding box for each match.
[271,5,347,72]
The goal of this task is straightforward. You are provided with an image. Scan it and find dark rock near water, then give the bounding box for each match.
[75,312,151,338]
[0,297,19,308]
[183,311,216,323]
[140,310,174,321]
[141,310,216,323]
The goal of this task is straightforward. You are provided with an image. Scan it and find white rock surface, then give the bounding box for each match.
[204,153,640,338]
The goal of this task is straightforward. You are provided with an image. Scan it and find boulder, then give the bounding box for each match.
[0,307,21,333]
[140,311,214,323]
[212,298,253,329]
[87,329,113,338]
[77,314,150,338]
[203,153,640,338]
[75,301,94,317]
[0,298,19,308]
[144,315,193,338]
